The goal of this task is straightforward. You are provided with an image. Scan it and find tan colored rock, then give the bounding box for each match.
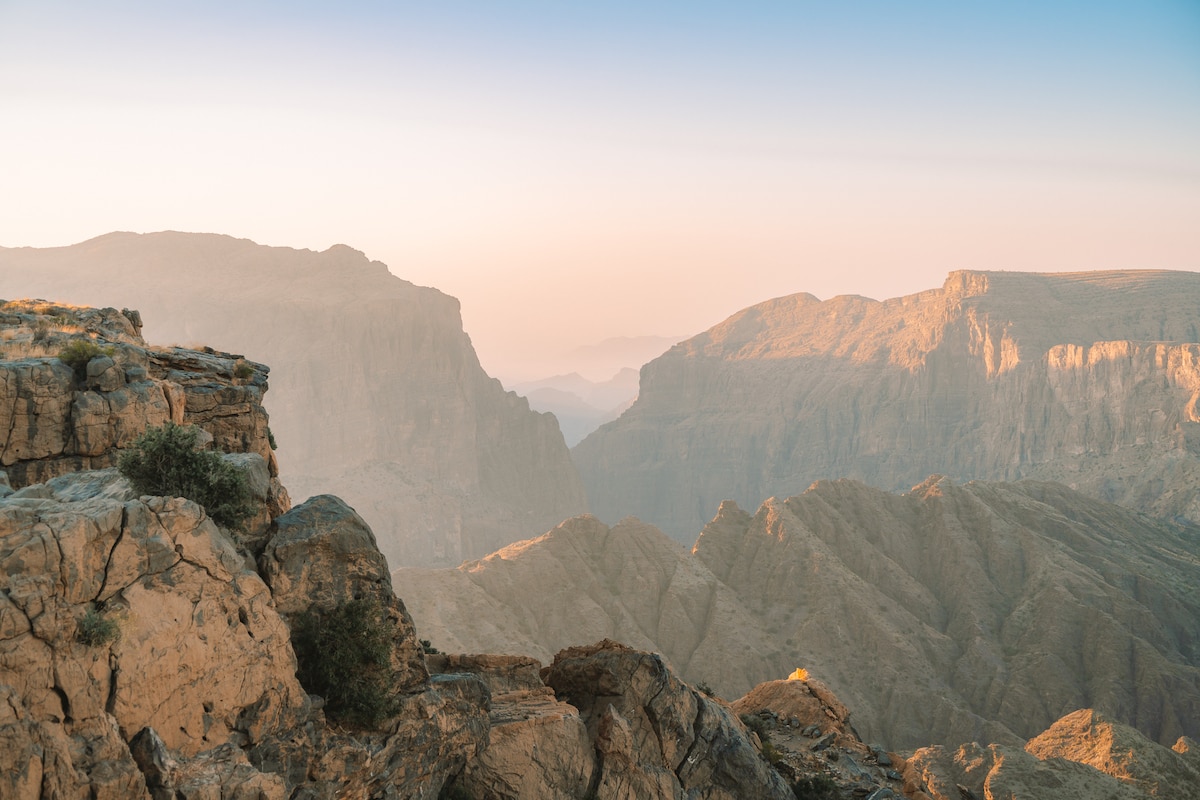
[1025,709,1200,798]
[731,679,856,741]
[575,269,1200,540]
[544,640,795,800]
[0,300,279,495]
[0,232,589,568]
[906,741,1149,800]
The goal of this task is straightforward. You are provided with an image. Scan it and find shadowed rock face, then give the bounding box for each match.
[575,269,1200,540]
[0,232,587,567]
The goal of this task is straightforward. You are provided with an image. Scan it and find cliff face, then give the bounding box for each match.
[0,232,587,567]
[574,270,1200,539]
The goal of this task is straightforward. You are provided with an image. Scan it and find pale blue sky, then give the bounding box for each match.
[2,1,1198,378]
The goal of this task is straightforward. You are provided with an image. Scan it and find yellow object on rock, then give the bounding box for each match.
[787,668,809,681]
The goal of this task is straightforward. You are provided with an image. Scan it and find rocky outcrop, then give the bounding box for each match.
[0,471,491,800]
[395,515,790,698]
[907,708,1200,800]
[575,269,1200,539]
[544,640,794,800]
[0,232,588,567]
[0,300,288,535]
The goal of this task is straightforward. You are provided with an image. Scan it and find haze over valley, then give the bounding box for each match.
[3,1,1200,798]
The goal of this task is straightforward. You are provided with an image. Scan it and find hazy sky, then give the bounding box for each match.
[2,1,1198,380]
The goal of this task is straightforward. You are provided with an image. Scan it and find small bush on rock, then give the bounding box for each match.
[57,339,113,373]
[117,422,254,530]
[77,607,120,647]
[290,598,399,728]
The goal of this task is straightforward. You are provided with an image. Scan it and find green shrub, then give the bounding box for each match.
[77,607,120,647]
[267,426,278,451]
[761,740,786,766]
[792,774,840,799]
[117,423,254,530]
[290,598,399,728]
[233,361,254,379]
[420,638,440,655]
[697,680,715,697]
[57,339,113,373]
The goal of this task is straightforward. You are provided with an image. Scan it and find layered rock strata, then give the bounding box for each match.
[0,233,588,567]
[575,269,1200,539]
[0,300,286,520]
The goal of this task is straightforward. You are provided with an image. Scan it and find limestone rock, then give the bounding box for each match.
[574,269,1200,540]
[0,300,278,497]
[543,640,795,800]
[260,494,427,693]
[1025,709,1200,798]
[0,232,588,568]
[396,515,789,699]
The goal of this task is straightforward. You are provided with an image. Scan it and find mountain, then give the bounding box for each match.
[0,232,588,566]
[509,368,640,446]
[399,476,1200,752]
[573,269,1200,540]
[394,515,792,695]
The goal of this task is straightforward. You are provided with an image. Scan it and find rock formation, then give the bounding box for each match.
[0,232,587,566]
[574,269,1200,539]
[400,476,1200,754]
[394,515,791,697]
[0,310,804,799]
[907,708,1200,800]
[695,477,1200,751]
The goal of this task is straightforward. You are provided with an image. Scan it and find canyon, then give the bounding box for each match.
[575,270,1200,540]
[0,232,588,567]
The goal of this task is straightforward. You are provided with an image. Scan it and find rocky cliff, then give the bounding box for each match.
[0,310,804,799]
[0,232,587,566]
[399,476,1200,755]
[574,270,1200,539]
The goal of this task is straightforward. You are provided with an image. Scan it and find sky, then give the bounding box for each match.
[2,1,1199,380]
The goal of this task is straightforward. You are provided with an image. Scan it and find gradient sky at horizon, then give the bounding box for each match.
[2,1,1198,380]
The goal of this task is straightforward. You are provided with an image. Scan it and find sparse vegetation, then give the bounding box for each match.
[697,680,715,697]
[420,638,440,655]
[117,422,254,530]
[267,426,278,451]
[791,774,840,799]
[76,606,120,647]
[57,338,113,373]
[233,361,254,379]
[290,597,399,728]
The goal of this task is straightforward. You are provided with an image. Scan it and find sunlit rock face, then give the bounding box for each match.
[575,269,1200,540]
[0,233,588,567]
